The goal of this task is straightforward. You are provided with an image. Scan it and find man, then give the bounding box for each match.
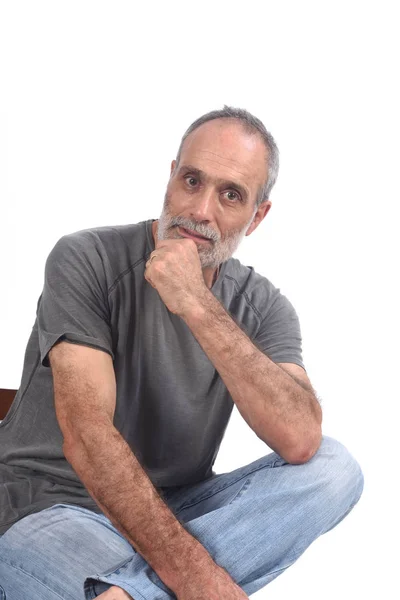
[0,106,364,599]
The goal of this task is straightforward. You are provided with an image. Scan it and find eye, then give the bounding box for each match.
[183,176,241,202]
[184,175,198,187]
[224,190,241,202]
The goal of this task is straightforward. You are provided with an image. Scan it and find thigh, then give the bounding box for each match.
[158,445,287,522]
[160,434,363,524]
[0,503,135,600]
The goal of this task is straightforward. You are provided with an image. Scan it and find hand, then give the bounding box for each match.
[176,564,249,600]
[144,238,210,318]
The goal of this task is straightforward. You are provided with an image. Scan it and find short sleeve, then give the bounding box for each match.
[37,233,115,368]
[253,291,306,372]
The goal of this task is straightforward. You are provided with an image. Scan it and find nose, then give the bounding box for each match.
[189,188,216,224]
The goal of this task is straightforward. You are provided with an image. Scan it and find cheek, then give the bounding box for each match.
[169,188,192,210]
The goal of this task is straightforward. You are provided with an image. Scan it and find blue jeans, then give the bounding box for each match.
[0,435,364,599]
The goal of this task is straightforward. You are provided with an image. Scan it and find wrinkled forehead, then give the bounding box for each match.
[180,119,268,184]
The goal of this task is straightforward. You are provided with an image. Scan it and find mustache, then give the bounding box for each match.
[173,221,216,241]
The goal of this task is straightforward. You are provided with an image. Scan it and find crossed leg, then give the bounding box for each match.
[0,436,364,599]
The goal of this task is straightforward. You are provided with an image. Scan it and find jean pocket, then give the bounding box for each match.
[0,584,6,599]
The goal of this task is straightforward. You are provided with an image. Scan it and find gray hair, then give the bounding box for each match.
[175,105,279,208]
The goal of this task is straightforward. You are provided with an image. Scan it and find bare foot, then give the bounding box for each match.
[95,584,134,599]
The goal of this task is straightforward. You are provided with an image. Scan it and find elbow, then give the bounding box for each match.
[288,402,323,464]
[287,448,317,465]
[287,428,323,464]
[278,422,322,465]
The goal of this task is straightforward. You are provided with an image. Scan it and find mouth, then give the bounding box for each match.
[178,226,211,243]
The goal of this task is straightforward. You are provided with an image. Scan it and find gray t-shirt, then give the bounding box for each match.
[0,218,305,535]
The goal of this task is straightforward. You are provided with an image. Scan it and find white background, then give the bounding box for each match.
[1,1,399,598]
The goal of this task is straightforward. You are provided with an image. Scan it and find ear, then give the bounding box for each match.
[245,201,272,236]
[170,160,176,176]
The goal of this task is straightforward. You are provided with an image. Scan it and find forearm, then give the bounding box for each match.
[182,290,322,463]
[63,422,218,593]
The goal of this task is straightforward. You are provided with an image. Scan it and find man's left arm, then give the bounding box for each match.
[144,237,322,465]
[182,289,323,465]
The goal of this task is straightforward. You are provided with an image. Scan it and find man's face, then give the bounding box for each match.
[157,118,272,269]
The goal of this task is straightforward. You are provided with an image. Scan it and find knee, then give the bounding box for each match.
[312,435,364,509]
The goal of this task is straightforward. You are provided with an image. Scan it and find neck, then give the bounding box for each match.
[212,263,220,286]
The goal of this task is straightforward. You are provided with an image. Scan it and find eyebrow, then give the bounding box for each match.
[177,164,250,202]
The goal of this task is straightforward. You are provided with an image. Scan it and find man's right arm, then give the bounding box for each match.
[49,341,223,595]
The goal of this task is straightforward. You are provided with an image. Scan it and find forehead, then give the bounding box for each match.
[180,119,267,187]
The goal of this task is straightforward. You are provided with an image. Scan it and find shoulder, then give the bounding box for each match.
[48,219,153,288]
[223,257,289,318]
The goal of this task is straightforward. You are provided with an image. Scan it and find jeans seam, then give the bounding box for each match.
[241,563,288,587]
[0,502,94,529]
[0,557,64,600]
[84,555,149,600]
[84,581,97,600]
[108,579,148,600]
[86,575,148,600]
[176,458,282,512]
[227,476,252,506]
